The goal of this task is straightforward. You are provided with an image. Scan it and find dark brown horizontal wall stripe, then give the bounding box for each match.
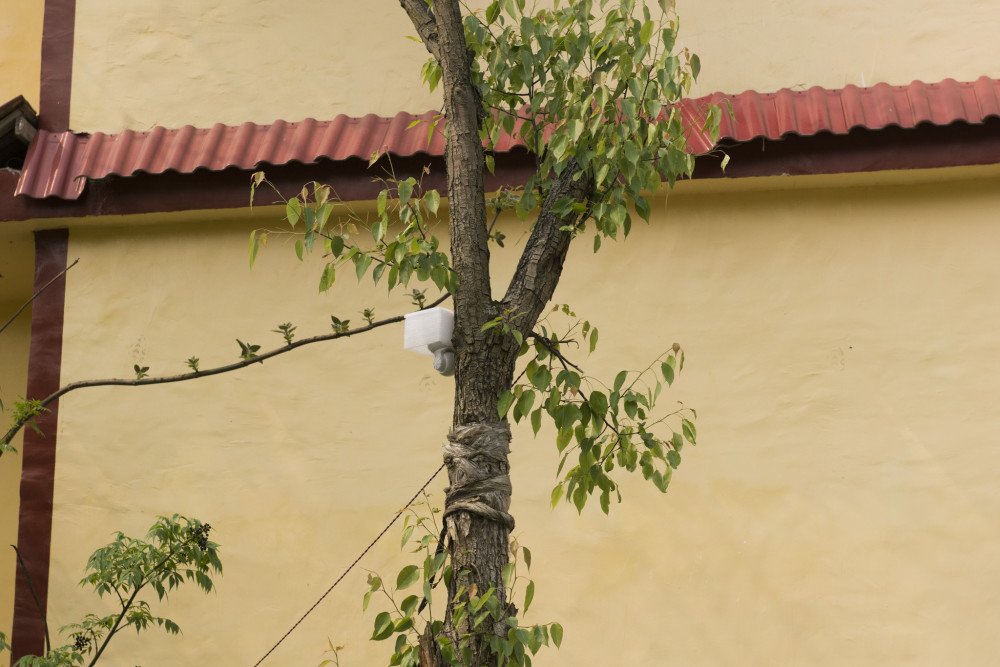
[38,0,76,132]
[11,229,69,661]
[691,118,1000,179]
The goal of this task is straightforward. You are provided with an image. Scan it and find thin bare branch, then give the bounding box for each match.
[11,544,51,654]
[0,294,451,453]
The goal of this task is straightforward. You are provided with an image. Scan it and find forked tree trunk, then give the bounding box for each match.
[398,1,590,663]
[430,0,519,661]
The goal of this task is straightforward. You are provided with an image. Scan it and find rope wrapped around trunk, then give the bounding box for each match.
[442,423,515,531]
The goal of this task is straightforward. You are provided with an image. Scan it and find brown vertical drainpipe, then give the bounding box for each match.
[38,0,76,133]
[11,0,76,654]
[11,229,69,660]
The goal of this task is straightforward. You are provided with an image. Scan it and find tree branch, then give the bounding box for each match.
[11,544,51,655]
[0,294,451,453]
[502,161,592,334]
[87,534,195,667]
[400,0,441,62]
[433,0,493,327]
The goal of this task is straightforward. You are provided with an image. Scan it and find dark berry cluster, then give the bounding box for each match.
[191,523,212,549]
[73,634,91,651]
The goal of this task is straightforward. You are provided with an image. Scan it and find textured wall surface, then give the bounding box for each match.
[0,315,29,648]
[676,0,1000,96]
[69,0,1000,133]
[27,165,1000,665]
[0,227,38,644]
[0,0,43,108]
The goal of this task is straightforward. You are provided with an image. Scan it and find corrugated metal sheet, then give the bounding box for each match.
[16,111,452,199]
[681,76,1000,153]
[17,77,1000,200]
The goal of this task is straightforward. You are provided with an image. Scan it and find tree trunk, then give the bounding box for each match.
[398,1,592,663]
[429,0,519,661]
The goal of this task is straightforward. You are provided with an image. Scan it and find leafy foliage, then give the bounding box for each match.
[249,176,455,300]
[0,397,48,453]
[0,515,221,666]
[236,339,261,361]
[464,0,710,237]
[273,322,297,345]
[354,498,559,667]
[493,305,696,513]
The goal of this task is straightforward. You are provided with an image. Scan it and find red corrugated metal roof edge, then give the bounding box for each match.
[16,76,1000,200]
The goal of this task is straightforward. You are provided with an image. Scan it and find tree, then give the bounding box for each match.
[366,0,709,662]
[0,515,221,666]
[2,0,713,664]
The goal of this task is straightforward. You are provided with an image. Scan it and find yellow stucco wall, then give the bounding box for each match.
[0,226,37,646]
[0,0,43,109]
[17,165,999,664]
[68,0,1000,133]
[0,316,29,648]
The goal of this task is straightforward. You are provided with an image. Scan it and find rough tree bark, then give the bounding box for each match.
[400,1,593,664]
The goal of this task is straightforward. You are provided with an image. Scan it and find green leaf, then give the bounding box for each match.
[516,390,536,421]
[501,562,515,589]
[530,366,552,391]
[589,328,599,353]
[530,407,542,436]
[396,564,420,590]
[522,546,531,569]
[294,239,304,261]
[682,418,697,444]
[572,485,586,513]
[372,217,386,243]
[588,391,609,420]
[486,0,501,23]
[377,189,388,217]
[248,230,260,268]
[550,483,564,508]
[634,195,651,223]
[613,370,628,393]
[423,190,441,216]
[398,178,414,204]
[556,427,572,452]
[639,20,654,45]
[551,622,564,648]
[486,154,495,174]
[497,390,516,418]
[354,253,372,281]
[524,580,535,612]
[330,235,345,257]
[661,361,674,386]
[372,611,394,641]
[624,397,638,419]
[318,263,336,293]
[671,431,683,452]
[372,262,386,284]
[667,449,681,468]
[401,524,414,550]
[691,53,701,80]
[286,198,302,227]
